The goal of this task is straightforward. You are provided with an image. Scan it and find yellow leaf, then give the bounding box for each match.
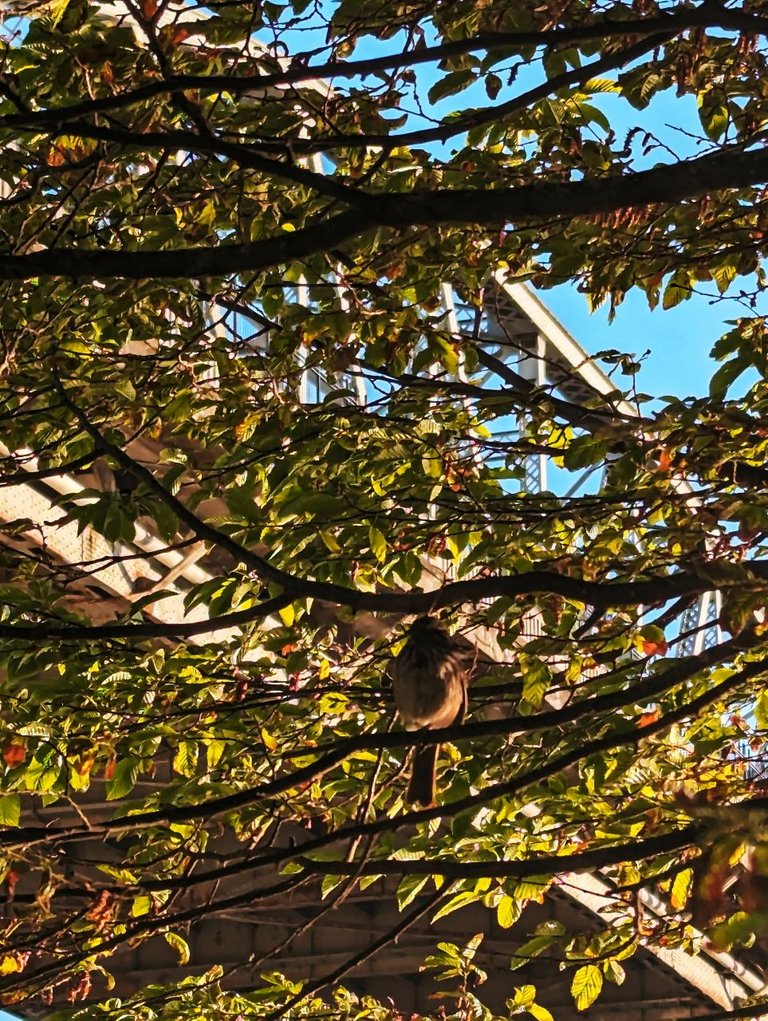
[164,931,190,965]
[369,525,387,563]
[131,895,152,917]
[0,955,21,975]
[49,0,73,25]
[670,868,693,910]
[279,603,295,627]
[496,894,519,929]
[571,964,603,1010]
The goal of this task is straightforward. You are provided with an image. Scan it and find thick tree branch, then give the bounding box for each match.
[3,142,768,282]
[689,1003,768,1021]
[295,824,702,879]
[0,558,763,639]
[0,451,96,484]
[8,34,666,159]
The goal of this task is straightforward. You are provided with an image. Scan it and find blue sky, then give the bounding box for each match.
[360,27,766,403]
[543,278,747,399]
[527,87,764,401]
[325,19,765,403]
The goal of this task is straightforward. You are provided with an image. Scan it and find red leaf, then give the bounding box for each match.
[67,972,92,1004]
[638,708,661,728]
[86,890,113,928]
[642,638,669,657]
[2,740,25,767]
[4,870,19,898]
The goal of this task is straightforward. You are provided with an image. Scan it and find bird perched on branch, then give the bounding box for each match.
[390,616,472,806]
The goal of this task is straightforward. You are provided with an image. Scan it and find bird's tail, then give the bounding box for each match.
[408,743,439,806]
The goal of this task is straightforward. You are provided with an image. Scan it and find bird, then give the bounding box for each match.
[389,616,471,806]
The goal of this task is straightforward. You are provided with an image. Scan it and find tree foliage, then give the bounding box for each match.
[3,0,768,1017]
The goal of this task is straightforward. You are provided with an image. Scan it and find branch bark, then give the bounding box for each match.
[3,142,767,282]
[5,648,763,868]
[3,7,768,130]
[261,886,448,1021]
[295,825,702,879]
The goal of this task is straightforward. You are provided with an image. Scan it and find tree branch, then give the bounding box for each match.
[3,7,768,131]
[262,886,448,1021]
[16,122,376,208]
[0,592,293,640]
[689,1003,768,1021]
[0,874,307,997]
[3,142,768,282]
[4,647,763,866]
[295,825,702,879]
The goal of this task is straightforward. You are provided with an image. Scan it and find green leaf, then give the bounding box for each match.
[485,73,502,100]
[698,92,729,140]
[709,355,749,399]
[603,959,626,986]
[0,795,20,827]
[431,889,481,922]
[561,435,608,471]
[510,935,556,970]
[396,873,430,910]
[662,273,691,310]
[278,492,346,520]
[428,69,476,104]
[114,379,136,401]
[369,525,387,563]
[105,758,138,801]
[519,653,552,709]
[574,100,611,133]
